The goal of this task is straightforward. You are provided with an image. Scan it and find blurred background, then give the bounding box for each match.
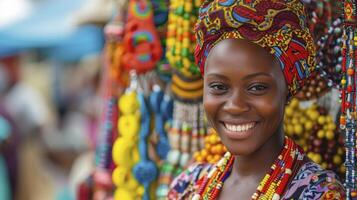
[0,0,352,200]
[0,0,111,199]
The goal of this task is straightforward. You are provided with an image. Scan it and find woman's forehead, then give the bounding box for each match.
[206,39,277,73]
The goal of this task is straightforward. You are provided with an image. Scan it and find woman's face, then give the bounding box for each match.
[203,39,288,156]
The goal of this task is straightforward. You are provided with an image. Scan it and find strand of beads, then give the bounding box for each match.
[341,1,357,198]
[166,0,202,77]
[284,99,345,177]
[156,100,208,199]
[315,17,343,89]
[194,128,227,164]
[133,73,160,200]
[156,102,182,200]
[296,0,337,100]
[94,97,117,189]
[152,0,173,83]
[193,137,305,200]
[88,3,128,197]
[112,73,144,199]
[192,152,234,200]
[92,73,120,198]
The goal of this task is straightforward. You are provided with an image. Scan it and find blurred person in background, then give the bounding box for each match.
[0,55,53,200]
[0,99,20,200]
[0,55,49,137]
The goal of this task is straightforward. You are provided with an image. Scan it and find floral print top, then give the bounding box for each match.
[168,159,345,199]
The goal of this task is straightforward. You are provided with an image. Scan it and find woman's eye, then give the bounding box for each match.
[248,84,268,94]
[208,83,228,94]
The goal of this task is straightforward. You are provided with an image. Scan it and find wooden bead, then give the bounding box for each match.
[347,68,355,75]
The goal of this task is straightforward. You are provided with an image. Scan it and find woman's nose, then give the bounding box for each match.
[223,90,250,114]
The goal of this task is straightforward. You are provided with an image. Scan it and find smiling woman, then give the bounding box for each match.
[168,0,346,200]
[204,39,287,157]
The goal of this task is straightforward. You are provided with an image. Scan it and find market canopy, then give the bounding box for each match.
[0,0,104,61]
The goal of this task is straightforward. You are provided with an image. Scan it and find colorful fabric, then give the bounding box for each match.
[168,158,346,199]
[194,0,316,98]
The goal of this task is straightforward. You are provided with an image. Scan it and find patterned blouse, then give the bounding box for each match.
[168,158,346,199]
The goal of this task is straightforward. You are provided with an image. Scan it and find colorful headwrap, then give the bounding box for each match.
[194,0,316,98]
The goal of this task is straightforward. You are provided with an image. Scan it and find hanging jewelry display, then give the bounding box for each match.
[315,17,344,89]
[133,72,159,200]
[103,1,128,86]
[92,6,127,196]
[112,72,144,199]
[303,1,344,90]
[151,0,172,83]
[166,0,202,78]
[284,99,345,177]
[122,0,163,74]
[156,0,207,199]
[304,0,333,40]
[150,84,172,160]
[171,73,203,102]
[152,0,169,27]
[156,100,207,199]
[194,128,227,164]
[296,0,333,100]
[340,0,357,198]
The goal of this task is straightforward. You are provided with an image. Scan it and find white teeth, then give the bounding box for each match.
[237,126,242,131]
[224,122,255,132]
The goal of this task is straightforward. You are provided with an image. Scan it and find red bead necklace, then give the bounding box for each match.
[192,137,305,200]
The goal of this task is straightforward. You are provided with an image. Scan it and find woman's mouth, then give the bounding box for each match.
[221,121,257,140]
[224,122,255,132]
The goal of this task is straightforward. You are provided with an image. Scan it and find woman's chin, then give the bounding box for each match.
[221,139,257,156]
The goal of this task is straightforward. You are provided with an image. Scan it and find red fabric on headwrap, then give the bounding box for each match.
[194,0,316,98]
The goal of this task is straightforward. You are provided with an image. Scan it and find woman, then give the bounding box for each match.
[168,0,346,199]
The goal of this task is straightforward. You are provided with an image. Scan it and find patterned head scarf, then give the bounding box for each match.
[194,0,316,98]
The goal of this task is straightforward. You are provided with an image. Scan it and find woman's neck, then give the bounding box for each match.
[231,129,285,179]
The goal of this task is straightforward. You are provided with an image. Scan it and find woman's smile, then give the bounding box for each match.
[220,121,258,140]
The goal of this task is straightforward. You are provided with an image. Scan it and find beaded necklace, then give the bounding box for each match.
[166,0,202,78]
[192,137,305,200]
[340,0,357,199]
[112,72,143,199]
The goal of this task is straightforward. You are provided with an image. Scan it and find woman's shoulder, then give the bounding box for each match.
[283,160,346,200]
[167,162,213,199]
